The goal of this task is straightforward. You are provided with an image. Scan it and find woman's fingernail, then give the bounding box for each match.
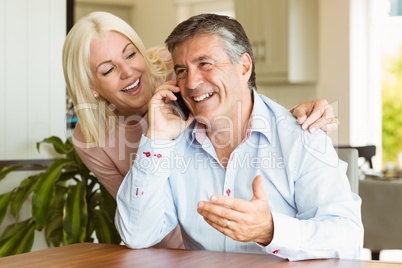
[309,127,316,134]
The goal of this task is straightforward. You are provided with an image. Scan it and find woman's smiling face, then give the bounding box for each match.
[89,30,152,118]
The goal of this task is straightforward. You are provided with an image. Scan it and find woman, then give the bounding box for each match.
[62,11,337,249]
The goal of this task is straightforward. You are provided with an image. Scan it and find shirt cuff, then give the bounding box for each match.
[133,135,176,175]
[261,211,301,258]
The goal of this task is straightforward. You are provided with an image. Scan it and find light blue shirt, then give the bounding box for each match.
[115,92,363,261]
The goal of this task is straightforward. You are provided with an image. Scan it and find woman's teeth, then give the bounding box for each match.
[121,79,139,92]
[194,92,213,102]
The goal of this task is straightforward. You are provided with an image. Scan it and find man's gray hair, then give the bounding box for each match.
[165,13,256,91]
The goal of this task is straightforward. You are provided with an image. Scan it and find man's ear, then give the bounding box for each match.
[239,53,252,83]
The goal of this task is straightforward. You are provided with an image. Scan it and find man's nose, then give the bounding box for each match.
[185,68,204,89]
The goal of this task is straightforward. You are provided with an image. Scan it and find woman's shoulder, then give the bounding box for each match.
[72,123,115,170]
[72,123,103,153]
[72,123,84,140]
[72,123,94,154]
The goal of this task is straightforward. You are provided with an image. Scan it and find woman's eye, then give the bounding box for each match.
[102,67,114,76]
[127,52,136,59]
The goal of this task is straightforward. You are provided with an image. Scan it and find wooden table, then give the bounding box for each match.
[0,243,401,267]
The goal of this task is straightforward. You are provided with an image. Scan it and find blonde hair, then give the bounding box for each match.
[63,12,171,146]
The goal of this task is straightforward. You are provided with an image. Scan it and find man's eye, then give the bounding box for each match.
[126,52,136,59]
[176,69,187,79]
[103,67,114,76]
[199,62,211,69]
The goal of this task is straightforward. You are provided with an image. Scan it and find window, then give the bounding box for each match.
[389,0,402,16]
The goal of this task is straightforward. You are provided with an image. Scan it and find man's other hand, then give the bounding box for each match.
[197,175,274,245]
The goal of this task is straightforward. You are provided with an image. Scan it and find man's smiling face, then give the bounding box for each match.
[173,34,251,125]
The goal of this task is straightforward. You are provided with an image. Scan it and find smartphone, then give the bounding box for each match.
[173,92,190,121]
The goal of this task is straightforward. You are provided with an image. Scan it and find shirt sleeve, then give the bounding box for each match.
[115,135,178,249]
[263,131,363,261]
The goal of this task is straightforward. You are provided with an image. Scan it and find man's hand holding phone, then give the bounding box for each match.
[173,91,191,121]
[146,80,194,141]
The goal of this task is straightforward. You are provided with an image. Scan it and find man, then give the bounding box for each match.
[115,14,363,261]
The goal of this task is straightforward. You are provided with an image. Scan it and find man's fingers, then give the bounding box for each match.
[198,205,235,226]
[154,80,178,93]
[150,88,178,104]
[204,218,245,239]
[152,81,180,103]
[198,204,251,242]
[251,175,266,202]
[202,176,267,213]
[207,195,251,213]
[197,201,243,235]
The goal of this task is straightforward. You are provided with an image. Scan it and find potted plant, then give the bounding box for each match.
[0,136,121,257]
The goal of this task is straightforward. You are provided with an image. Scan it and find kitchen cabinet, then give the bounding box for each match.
[235,0,318,84]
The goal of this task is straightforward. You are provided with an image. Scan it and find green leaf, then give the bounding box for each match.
[100,184,117,222]
[63,181,87,244]
[0,221,29,240]
[85,211,96,242]
[88,191,101,211]
[0,163,46,181]
[69,148,84,167]
[85,188,100,242]
[45,210,64,247]
[32,159,72,230]
[0,192,12,225]
[10,175,40,217]
[36,136,73,154]
[57,171,79,183]
[14,222,35,255]
[0,165,24,181]
[93,210,121,244]
[45,186,67,247]
[0,220,35,257]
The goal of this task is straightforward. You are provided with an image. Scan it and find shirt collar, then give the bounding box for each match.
[248,90,272,143]
[188,90,272,145]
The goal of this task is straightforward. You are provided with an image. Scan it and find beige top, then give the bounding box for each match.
[73,114,184,249]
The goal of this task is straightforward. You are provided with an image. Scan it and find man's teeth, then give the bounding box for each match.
[194,92,213,102]
[122,79,139,92]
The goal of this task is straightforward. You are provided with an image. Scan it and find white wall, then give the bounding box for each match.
[111,0,233,48]
[75,0,178,48]
[318,0,382,168]
[0,0,66,251]
[130,0,177,48]
[317,0,351,145]
[0,0,66,160]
